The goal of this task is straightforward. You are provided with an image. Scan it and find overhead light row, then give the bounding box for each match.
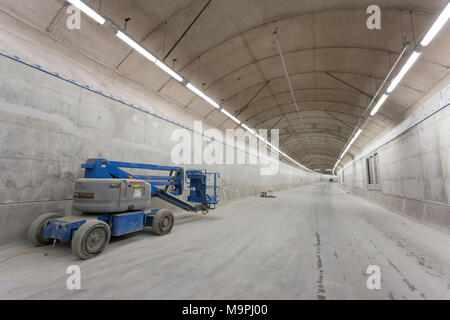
[117,28,306,170]
[66,0,317,173]
[116,31,183,82]
[386,51,422,94]
[338,129,362,161]
[335,47,422,172]
[220,108,241,124]
[240,120,313,172]
[186,83,220,108]
[368,49,422,118]
[333,128,362,173]
[370,1,449,116]
[116,31,156,62]
[333,2,450,175]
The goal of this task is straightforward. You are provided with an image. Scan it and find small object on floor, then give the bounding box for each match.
[260,190,276,198]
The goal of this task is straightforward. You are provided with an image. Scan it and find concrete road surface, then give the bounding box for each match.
[0,183,449,299]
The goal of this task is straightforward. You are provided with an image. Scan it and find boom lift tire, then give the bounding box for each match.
[72,220,111,260]
[28,212,62,246]
[152,209,174,235]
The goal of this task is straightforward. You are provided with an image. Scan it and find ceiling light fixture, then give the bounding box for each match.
[116,31,157,63]
[349,129,362,144]
[340,129,362,159]
[421,2,450,47]
[240,123,252,132]
[155,60,183,82]
[370,94,389,116]
[62,2,315,174]
[66,0,105,24]
[220,108,241,124]
[186,83,220,109]
[387,51,422,93]
[333,128,363,174]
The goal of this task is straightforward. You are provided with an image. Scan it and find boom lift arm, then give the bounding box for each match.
[81,158,219,212]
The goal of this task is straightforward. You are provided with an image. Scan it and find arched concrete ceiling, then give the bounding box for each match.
[1,0,449,172]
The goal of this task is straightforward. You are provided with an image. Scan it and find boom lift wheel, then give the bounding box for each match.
[152,209,174,235]
[28,212,62,246]
[72,220,111,260]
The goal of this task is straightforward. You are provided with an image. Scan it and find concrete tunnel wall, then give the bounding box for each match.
[0,54,322,245]
[338,83,450,233]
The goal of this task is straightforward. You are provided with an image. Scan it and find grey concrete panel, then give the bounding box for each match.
[0,54,319,244]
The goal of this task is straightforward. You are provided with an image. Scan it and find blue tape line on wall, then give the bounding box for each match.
[0,51,278,164]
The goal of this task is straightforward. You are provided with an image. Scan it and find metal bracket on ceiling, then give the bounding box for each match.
[124,18,131,32]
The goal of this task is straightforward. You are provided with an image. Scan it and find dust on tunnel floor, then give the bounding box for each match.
[0,183,449,299]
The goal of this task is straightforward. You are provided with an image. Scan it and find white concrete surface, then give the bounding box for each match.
[0,53,320,245]
[339,85,450,232]
[0,183,449,300]
[1,0,449,172]
[1,1,449,244]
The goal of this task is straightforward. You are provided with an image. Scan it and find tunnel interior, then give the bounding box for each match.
[0,0,449,301]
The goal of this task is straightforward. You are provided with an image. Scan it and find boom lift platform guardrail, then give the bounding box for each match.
[28,159,220,259]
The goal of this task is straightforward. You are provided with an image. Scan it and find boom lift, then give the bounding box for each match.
[28,159,220,259]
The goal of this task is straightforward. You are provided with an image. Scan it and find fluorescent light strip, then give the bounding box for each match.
[220,108,241,124]
[387,51,421,93]
[338,128,363,162]
[370,93,389,116]
[342,145,351,157]
[334,6,442,173]
[333,14,434,173]
[282,156,315,172]
[266,142,278,150]
[348,129,362,146]
[349,129,362,145]
[117,32,183,82]
[421,3,450,46]
[241,123,256,135]
[238,124,288,161]
[340,143,353,158]
[154,65,309,170]
[256,133,263,142]
[116,31,157,62]
[186,83,220,109]
[67,0,105,24]
[155,60,183,82]
[66,1,315,173]
[333,129,363,174]
[261,140,280,154]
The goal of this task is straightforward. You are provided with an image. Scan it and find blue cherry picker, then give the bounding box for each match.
[28,159,220,259]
